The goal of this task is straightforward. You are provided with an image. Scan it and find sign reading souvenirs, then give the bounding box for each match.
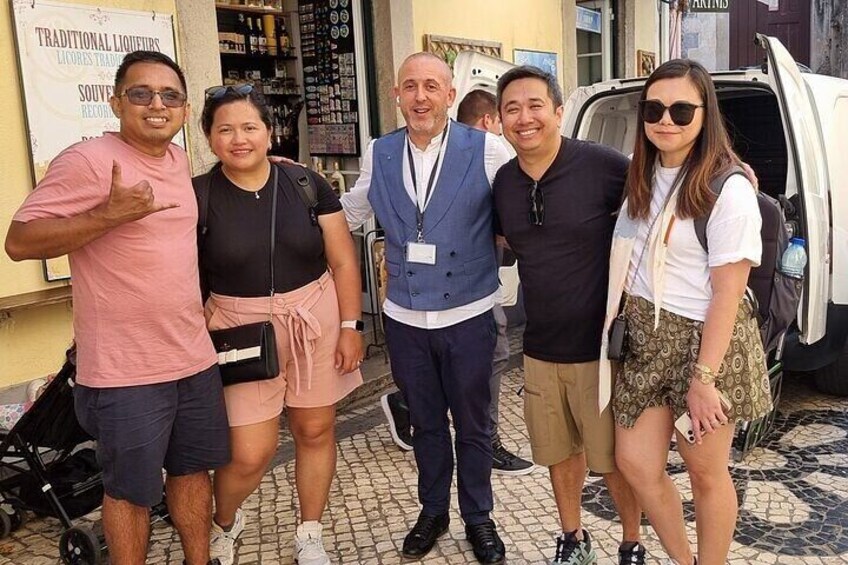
[688,0,732,12]
[11,0,179,280]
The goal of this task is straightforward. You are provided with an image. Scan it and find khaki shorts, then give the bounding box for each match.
[523,356,615,473]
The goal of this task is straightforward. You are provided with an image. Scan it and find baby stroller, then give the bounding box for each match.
[0,344,106,563]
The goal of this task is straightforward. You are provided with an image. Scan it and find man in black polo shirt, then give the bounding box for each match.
[493,65,644,565]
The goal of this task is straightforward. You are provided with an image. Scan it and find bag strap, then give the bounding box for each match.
[268,166,279,319]
[277,163,319,225]
[694,165,746,253]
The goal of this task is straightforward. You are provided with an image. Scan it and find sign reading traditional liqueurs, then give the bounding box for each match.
[11,0,180,281]
[299,0,361,156]
[11,0,181,183]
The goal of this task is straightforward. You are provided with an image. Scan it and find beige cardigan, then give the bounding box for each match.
[598,189,682,413]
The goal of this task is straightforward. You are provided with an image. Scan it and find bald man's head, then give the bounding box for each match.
[397,52,453,87]
[393,52,456,147]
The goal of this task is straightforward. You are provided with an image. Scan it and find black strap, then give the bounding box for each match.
[269,166,278,303]
[694,165,746,253]
[406,127,448,241]
[277,163,319,225]
[194,166,278,310]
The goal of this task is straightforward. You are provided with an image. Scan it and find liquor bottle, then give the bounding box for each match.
[256,18,268,56]
[263,14,277,56]
[246,17,259,56]
[278,17,291,55]
[238,13,252,55]
[329,161,346,195]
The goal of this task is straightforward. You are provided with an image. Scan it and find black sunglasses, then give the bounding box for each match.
[528,182,544,227]
[121,87,187,108]
[638,100,704,126]
[205,84,254,100]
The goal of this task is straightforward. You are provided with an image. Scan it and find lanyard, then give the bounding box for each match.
[406,127,448,241]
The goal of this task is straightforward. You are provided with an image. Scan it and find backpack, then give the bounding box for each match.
[694,165,803,354]
[193,163,319,300]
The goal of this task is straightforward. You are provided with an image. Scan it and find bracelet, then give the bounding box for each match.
[692,362,717,385]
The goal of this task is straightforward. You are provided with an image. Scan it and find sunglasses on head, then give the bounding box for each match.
[204,84,255,100]
[120,87,187,108]
[638,100,704,126]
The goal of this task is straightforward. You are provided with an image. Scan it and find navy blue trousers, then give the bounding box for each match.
[384,310,497,525]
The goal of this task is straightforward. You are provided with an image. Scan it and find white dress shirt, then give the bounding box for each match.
[341,121,512,329]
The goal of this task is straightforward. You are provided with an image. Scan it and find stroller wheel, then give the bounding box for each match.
[9,508,28,532]
[0,510,11,539]
[59,526,102,565]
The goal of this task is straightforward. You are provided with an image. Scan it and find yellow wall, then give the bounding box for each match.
[0,0,176,389]
[412,0,566,81]
[635,0,659,63]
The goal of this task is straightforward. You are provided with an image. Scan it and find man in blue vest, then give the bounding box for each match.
[342,52,510,564]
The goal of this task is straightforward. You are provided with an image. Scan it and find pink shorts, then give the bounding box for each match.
[205,272,363,427]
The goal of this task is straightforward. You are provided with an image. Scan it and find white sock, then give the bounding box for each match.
[297,520,322,538]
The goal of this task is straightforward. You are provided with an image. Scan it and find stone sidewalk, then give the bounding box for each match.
[1,364,847,564]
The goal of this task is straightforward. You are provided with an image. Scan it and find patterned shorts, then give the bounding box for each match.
[613,294,773,429]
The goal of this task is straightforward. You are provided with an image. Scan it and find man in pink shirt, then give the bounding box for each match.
[5,51,229,565]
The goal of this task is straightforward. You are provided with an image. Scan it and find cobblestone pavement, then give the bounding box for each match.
[2,363,847,564]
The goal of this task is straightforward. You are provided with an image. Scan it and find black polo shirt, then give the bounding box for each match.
[493,137,629,363]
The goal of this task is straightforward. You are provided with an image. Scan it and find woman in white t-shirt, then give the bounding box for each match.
[607,60,772,565]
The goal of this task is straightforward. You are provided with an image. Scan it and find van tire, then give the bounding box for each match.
[814,338,848,397]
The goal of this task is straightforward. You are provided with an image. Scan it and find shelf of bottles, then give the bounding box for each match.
[215,2,301,160]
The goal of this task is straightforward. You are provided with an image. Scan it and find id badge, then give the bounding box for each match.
[406,241,437,265]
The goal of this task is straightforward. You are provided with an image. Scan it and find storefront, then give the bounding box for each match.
[210,0,380,317]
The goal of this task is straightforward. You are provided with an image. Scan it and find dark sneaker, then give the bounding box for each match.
[465,520,505,564]
[552,529,597,564]
[381,391,413,451]
[618,541,646,565]
[491,440,535,475]
[402,513,449,559]
[183,560,222,565]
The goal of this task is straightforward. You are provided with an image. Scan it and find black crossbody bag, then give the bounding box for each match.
[202,168,280,386]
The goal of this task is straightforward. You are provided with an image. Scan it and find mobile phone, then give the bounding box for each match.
[675,392,732,444]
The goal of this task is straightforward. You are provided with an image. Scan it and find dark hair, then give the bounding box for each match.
[496,65,563,110]
[114,50,187,93]
[627,58,740,220]
[200,87,274,136]
[457,89,497,126]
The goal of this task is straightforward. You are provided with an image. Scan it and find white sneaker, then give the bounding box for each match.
[295,522,331,565]
[210,508,244,565]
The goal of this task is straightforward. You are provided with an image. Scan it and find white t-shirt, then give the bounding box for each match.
[629,165,762,321]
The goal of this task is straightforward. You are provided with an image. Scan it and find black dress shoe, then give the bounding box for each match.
[465,520,505,564]
[402,513,449,559]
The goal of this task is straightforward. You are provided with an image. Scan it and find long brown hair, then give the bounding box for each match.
[627,59,740,220]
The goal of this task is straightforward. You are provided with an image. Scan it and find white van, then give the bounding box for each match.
[453,35,848,444]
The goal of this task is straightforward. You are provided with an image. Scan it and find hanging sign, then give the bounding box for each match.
[11,0,181,183]
[688,0,732,12]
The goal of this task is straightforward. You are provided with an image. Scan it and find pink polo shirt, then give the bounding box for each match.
[13,133,217,388]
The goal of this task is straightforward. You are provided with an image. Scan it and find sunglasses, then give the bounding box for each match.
[205,84,255,100]
[528,182,545,226]
[120,87,187,108]
[638,100,704,126]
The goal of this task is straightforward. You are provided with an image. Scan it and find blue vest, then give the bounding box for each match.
[368,122,499,311]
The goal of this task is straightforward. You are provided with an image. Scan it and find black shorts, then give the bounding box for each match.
[74,365,231,508]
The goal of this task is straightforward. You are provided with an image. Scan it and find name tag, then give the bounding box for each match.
[406,241,437,265]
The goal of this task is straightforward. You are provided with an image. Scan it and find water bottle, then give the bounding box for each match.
[781,237,807,279]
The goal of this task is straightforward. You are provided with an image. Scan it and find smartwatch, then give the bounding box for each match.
[341,320,364,332]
